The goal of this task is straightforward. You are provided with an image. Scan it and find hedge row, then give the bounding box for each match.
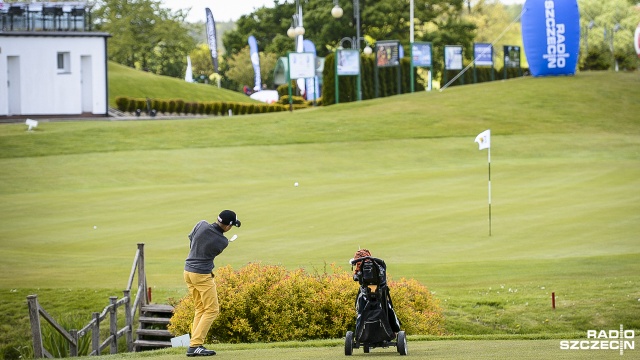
[167,263,445,343]
[114,97,289,116]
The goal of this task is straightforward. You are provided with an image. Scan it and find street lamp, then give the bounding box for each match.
[331,0,362,51]
[338,36,372,54]
[287,1,305,53]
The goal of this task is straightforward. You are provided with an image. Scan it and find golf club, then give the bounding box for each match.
[229,234,238,242]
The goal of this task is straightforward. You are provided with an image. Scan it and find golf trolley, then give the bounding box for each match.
[345,256,407,356]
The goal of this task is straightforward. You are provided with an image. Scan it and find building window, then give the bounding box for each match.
[57,52,70,73]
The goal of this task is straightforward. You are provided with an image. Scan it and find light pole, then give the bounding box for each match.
[612,23,620,72]
[331,0,362,51]
[287,1,305,50]
[332,0,371,101]
[585,20,594,70]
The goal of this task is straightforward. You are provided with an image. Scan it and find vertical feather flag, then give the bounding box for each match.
[302,39,318,101]
[248,35,262,92]
[185,56,193,83]
[475,129,492,236]
[635,22,640,59]
[205,8,219,73]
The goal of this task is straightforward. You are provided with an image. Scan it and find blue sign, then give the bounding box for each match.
[474,43,493,67]
[521,0,581,76]
[412,42,433,67]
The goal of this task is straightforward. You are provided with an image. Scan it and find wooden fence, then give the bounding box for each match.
[28,243,149,358]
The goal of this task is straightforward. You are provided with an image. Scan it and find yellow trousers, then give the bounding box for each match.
[183,271,220,347]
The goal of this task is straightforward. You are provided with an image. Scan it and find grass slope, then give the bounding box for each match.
[0,71,638,353]
[107,62,259,107]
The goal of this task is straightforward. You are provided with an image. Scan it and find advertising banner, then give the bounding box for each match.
[504,46,521,68]
[445,45,463,70]
[412,42,433,67]
[376,41,400,67]
[337,49,360,76]
[474,43,493,66]
[288,52,316,79]
[522,0,580,76]
[248,35,261,91]
[205,8,219,73]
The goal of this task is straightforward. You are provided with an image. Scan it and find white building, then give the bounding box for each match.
[0,32,110,118]
[0,2,110,119]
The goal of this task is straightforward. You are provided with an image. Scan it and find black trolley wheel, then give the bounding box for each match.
[345,331,354,356]
[397,331,408,355]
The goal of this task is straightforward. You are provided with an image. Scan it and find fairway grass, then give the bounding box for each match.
[0,72,638,353]
[96,337,638,360]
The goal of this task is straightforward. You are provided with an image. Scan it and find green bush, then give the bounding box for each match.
[168,263,444,343]
[278,95,306,105]
[114,97,129,112]
[158,100,168,114]
[220,102,229,116]
[175,100,185,114]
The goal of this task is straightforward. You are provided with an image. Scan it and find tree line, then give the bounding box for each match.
[92,0,640,93]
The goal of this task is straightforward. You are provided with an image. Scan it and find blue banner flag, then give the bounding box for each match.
[205,8,219,73]
[248,35,262,91]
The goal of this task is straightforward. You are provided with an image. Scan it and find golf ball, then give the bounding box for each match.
[294,182,299,187]
[93,226,97,229]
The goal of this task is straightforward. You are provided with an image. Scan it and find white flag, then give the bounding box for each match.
[475,129,490,150]
[185,56,193,83]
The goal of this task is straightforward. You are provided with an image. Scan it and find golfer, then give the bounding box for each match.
[184,210,241,357]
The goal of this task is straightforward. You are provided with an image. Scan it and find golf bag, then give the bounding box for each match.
[345,256,407,355]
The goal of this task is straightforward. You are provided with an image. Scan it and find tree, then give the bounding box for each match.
[189,44,216,83]
[225,46,279,92]
[93,0,196,77]
[222,0,473,60]
[462,0,525,69]
[579,0,640,71]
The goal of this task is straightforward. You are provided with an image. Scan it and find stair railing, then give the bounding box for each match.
[27,243,148,357]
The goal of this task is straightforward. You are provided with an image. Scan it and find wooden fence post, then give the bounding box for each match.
[91,312,100,356]
[27,295,44,359]
[123,289,133,352]
[70,329,78,357]
[137,243,147,307]
[109,296,118,354]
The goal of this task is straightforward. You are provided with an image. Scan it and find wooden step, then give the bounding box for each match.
[134,339,172,348]
[141,304,174,314]
[136,328,172,337]
[139,316,170,325]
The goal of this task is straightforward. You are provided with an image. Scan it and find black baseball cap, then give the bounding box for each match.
[218,210,241,227]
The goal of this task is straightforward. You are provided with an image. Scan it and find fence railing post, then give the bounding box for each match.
[70,329,78,357]
[27,295,44,359]
[91,312,100,356]
[123,289,133,352]
[137,243,147,307]
[109,296,118,354]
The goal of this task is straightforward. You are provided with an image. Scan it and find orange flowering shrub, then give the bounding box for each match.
[168,263,444,343]
[388,277,445,336]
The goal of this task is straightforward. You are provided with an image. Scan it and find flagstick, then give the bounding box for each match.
[488,147,492,236]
